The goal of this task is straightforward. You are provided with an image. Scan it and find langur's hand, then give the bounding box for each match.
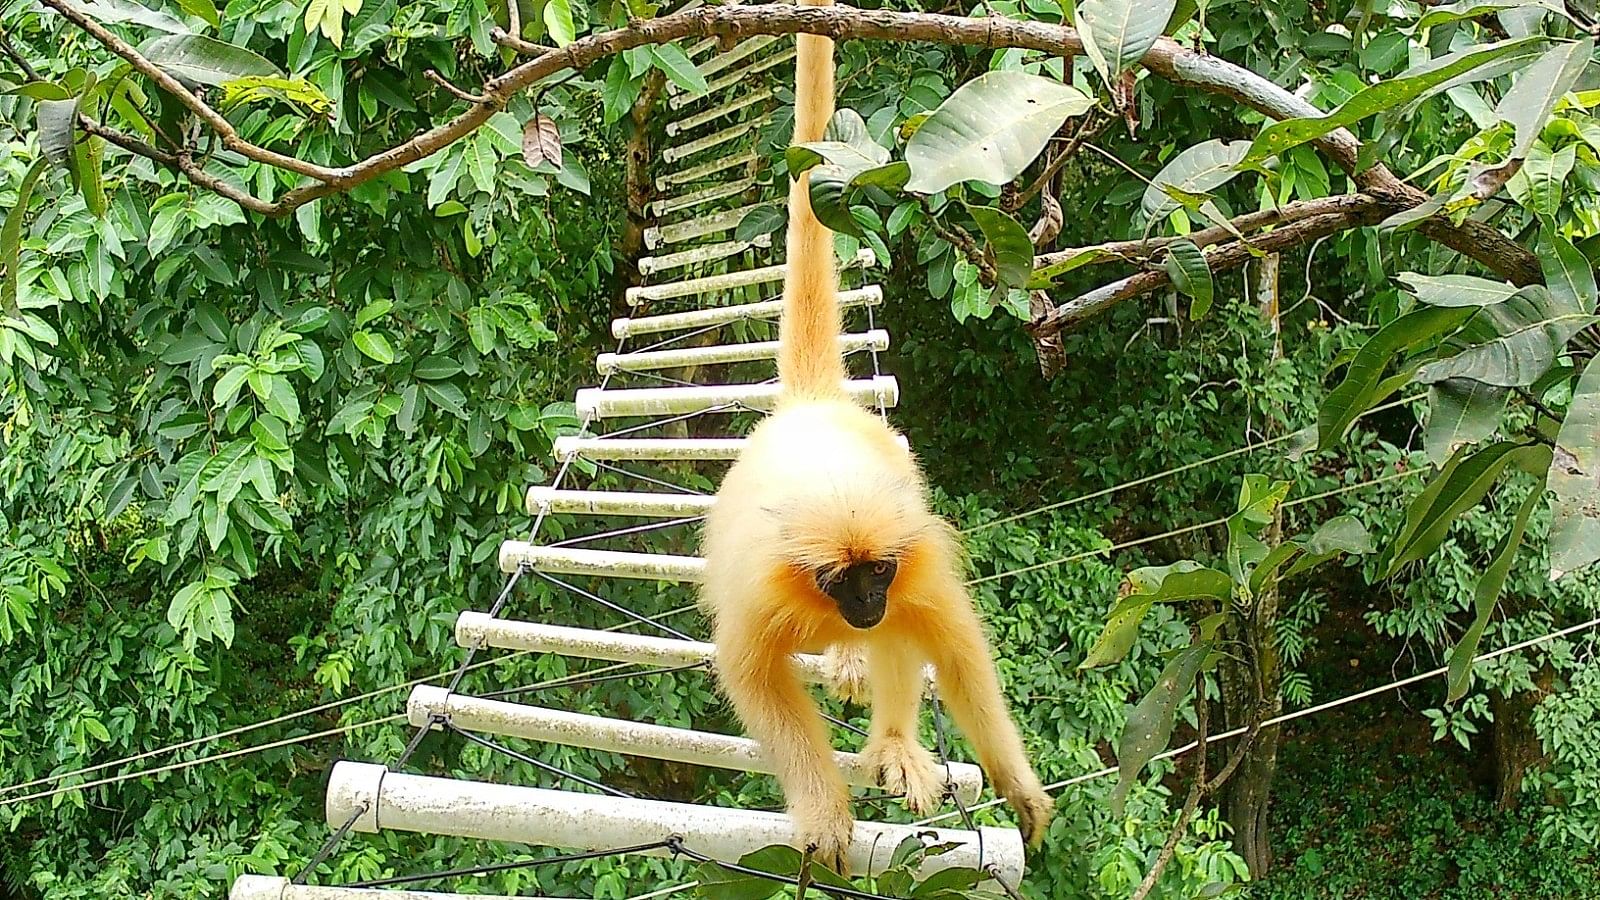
[793,795,854,876]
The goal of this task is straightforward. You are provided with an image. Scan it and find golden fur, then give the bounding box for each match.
[698,2,1053,872]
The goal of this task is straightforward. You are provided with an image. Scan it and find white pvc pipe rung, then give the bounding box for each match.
[661,118,769,166]
[639,235,771,276]
[550,430,908,462]
[669,47,797,110]
[670,35,778,86]
[626,249,876,305]
[655,150,757,191]
[598,330,888,374]
[232,877,488,900]
[665,88,774,136]
[575,376,899,419]
[525,486,714,517]
[645,202,771,250]
[614,285,882,337]
[407,687,984,803]
[553,436,749,461]
[323,763,1024,886]
[649,177,757,218]
[500,542,706,581]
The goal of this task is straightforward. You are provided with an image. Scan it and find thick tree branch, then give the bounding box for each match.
[21,0,1547,286]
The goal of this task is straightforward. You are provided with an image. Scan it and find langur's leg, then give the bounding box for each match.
[860,639,944,814]
[821,643,870,705]
[716,614,855,873]
[916,582,1055,846]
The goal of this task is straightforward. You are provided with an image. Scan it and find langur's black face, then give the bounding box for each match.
[817,559,897,629]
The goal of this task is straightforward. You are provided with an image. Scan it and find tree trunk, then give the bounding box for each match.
[1221,715,1281,875]
[1490,668,1553,810]
[616,71,667,304]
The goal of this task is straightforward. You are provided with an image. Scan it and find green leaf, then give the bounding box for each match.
[141,34,282,87]
[1385,441,1535,575]
[1424,378,1509,465]
[467,307,497,355]
[6,82,73,101]
[735,205,785,242]
[544,0,575,46]
[787,140,890,176]
[177,0,221,28]
[1397,272,1518,308]
[1494,38,1593,162]
[75,136,107,218]
[1077,0,1177,86]
[1550,354,1600,578]
[1316,306,1474,450]
[1416,285,1592,387]
[1279,515,1375,583]
[1446,488,1540,702]
[1,159,48,317]
[966,205,1033,290]
[354,298,393,327]
[1541,230,1597,311]
[218,75,333,115]
[352,330,395,364]
[1164,239,1214,318]
[904,71,1093,194]
[649,44,708,95]
[806,167,863,237]
[81,0,191,34]
[1079,562,1232,669]
[1111,641,1211,817]
[212,365,249,406]
[37,98,80,172]
[1241,37,1548,168]
[1516,141,1575,217]
[691,860,781,900]
[1414,0,1566,31]
[421,381,469,418]
[413,355,463,380]
[1142,139,1251,219]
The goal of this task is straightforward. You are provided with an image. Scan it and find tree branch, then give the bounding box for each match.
[1030,203,1392,336]
[76,115,278,214]
[0,27,41,81]
[9,0,1543,285]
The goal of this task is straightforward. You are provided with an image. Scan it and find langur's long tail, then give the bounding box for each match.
[776,0,847,402]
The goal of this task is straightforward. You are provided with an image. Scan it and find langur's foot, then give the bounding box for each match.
[995,771,1055,847]
[792,799,854,876]
[862,736,945,815]
[821,644,870,706]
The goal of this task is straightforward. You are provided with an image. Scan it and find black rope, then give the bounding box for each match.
[448,723,639,799]
[821,711,869,738]
[548,515,707,549]
[341,840,675,888]
[592,458,714,495]
[479,661,711,700]
[929,694,983,868]
[667,837,898,900]
[536,571,698,641]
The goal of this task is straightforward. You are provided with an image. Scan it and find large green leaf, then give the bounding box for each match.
[1446,488,1539,702]
[82,0,191,34]
[1226,475,1290,586]
[1541,230,1598,311]
[1077,0,1177,87]
[141,34,282,87]
[649,44,708,95]
[904,71,1093,194]
[1385,441,1534,575]
[1278,515,1375,583]
[1516,141,1575,216]
[1078,562,1232,669]
[1494,38,1593,162]
[1111,641,1212,817]
[1241,36,1547,168]
[1165,239,1214,319]
[966,205,1033,290]
[37,98,80,171]
[1397,272,1518,308]
[1,159,48,316]
[1416,285,1592,387]
[1316,306,1474,450]
[1424,378,1509,465]
[1550,353,1600,578]
[1142,139,1251,219]
[1414,0,1566,30]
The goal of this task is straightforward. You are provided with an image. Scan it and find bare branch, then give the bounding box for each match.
[424,69,495,105]
[77,115,278,214]
[1030,203,1392,336]
[0,27,42,81]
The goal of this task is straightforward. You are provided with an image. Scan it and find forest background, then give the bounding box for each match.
[2,0,1600,896]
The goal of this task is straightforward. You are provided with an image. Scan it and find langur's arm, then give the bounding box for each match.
[716,613,854,864]
[915,581,1054,845]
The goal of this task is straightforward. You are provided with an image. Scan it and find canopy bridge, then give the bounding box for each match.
[232,23,1025,900]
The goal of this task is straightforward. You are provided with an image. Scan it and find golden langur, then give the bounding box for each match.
[696,0,1053,874]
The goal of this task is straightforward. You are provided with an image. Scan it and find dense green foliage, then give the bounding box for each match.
[5,0,1600,897]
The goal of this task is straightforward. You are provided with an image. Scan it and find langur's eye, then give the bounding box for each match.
[872,561,892,576]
